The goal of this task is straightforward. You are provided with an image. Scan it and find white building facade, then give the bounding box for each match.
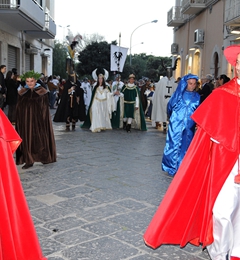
[167,0,240,79]
[0,0,56,76]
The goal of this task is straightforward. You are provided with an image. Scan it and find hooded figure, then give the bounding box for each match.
[162,74,200,176]
[144,45,240,260]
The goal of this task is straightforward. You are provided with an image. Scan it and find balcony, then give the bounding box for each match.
[167,6,189,27]
[225,0,240,27]
[0,0,56,39]
[181,0,207,15]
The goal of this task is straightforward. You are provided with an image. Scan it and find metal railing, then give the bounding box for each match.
[181,0,206,6]
[0,0,44,10]
[168,6,189,24]
[225,0,240,24]
[0,0,19,8]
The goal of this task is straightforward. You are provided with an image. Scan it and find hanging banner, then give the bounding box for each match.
[110,45,128,72]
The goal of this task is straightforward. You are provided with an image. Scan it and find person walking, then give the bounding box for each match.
[143,45,240,260]
[162,74,200,176]
[121,74,147,132]
[15,71,56,169]
[81,73,114,133]
[0,109,47,260]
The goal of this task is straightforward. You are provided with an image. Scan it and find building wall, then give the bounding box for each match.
[173,1,225,79]
[0,0,55,76]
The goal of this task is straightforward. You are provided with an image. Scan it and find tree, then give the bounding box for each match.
[53,41,68,78]
[77,40,117,80]
[145,56,172,82]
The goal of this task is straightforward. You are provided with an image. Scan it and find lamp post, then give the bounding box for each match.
[58,25,70,42]
[132,42,144,49]
[130,20,158,66]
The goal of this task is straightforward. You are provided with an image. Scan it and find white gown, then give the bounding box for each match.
[90,86,114,132]
[80,82,92,114]
[207,156,240,260]
[111,80,124,111]
[151,76,177,125]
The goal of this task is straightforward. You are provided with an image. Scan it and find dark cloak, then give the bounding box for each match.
[15,86,56,165]
[53,80,86,122]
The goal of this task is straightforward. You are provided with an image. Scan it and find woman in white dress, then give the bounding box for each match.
[85,74,114,132]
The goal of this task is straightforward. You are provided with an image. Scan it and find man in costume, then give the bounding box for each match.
[143,45,240,260]
[53,74,86,130]
[111,74,124,129]
[162,74,200,176]
[15,70,56,169]
[151,65,178,131]
[0,109,46,260]
[121,74,147,132]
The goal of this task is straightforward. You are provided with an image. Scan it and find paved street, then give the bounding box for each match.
[16,112,210,260]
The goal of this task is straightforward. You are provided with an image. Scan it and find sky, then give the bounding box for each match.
[54,0,176,57]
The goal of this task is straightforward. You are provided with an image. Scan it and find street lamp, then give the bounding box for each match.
[132,42,144,48]
[58,25,70,42]
[130,20,158,66]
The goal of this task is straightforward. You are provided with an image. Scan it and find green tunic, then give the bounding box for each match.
[121,84,147,131]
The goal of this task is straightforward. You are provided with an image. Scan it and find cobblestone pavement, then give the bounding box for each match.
[16,112,211,260]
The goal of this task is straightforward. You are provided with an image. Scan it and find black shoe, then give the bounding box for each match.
[126,124,131,133]
[123,122,127,130]
[22,163,33,169]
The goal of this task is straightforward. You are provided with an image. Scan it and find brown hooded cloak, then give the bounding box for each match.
[15,85,56,165]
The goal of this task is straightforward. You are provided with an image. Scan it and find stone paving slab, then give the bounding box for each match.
[15,113,211,260]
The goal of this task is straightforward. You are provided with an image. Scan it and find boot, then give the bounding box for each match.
[66,117,70,131]
[155,122,161,129]
[126,124,131,133]
[72,120,76,131]
[123,121,127,130]
[163,122,167,133]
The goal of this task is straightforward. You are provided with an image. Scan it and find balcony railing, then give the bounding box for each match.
[225,0,240,26]
[181,0,207,15]
[167,6,189,27]
[0,0,56,38]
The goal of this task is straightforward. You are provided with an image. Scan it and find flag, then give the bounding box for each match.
[110,45,128,72]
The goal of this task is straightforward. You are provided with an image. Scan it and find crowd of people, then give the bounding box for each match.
[0,43,239,260]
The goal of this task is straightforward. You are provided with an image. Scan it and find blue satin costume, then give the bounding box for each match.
[162,74,200,176]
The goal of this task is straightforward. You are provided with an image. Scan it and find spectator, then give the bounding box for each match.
[5,70,18,124]
[218,74,230,86]
[0,65,7,110]
[198,74,214,103]
[47,75,59,109]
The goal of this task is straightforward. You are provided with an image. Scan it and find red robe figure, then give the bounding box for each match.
[0,109,46,259]
[143,45,240,260]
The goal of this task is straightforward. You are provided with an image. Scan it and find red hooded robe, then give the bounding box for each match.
[0,109,46,260]
[143,77,240,249]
